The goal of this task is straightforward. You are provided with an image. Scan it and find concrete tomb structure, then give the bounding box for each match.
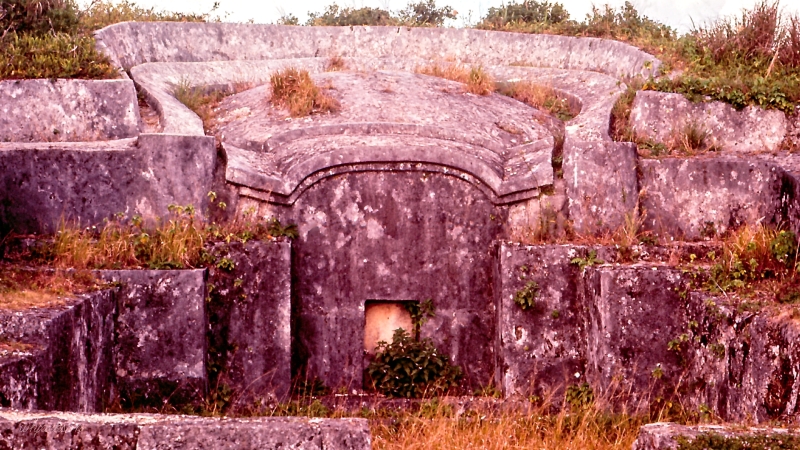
[2,22,800,447]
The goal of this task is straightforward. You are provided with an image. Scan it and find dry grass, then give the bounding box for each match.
[0,267,104,310]
[0,339,35,353]
[270,68,340,117]
[371,406,645,450]
[325,56,346,72]
[496,81,578,121]
[416,63,495,95]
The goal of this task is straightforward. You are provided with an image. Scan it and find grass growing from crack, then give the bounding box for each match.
[270,68,340,117]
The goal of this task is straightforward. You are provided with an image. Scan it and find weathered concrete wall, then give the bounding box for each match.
[95,23,661,79]
[495,243,588,398]
[582,265,690,408]
[630,91,788,153]
[0,290,116,412]
[207,240,292,405]
[0,410,370,449]
[0,79,140,142]
[0,134,215,235]
[564,140,639,234]
[280,170,507,390]
[640,158,790,239]
[99,270,207,409]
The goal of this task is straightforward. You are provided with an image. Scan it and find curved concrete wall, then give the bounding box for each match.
[94,22,661,80]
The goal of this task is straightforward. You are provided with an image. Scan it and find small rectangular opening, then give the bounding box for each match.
[364,300,415,354]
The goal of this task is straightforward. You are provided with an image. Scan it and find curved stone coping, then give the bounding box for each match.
[0,409,370,449]
[0,79,140,142]
[131,57,620,141]
[224,134,553,204]
[96,22,661,80]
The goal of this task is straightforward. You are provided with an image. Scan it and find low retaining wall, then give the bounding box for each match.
[0,410,370,450]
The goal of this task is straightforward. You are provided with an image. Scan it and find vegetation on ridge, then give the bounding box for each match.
[0,0,215,79]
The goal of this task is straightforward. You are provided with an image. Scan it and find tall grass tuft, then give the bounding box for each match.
[416,63,495,96]
[270,68,340,117]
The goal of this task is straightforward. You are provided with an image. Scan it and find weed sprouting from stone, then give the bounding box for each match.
[514,281,540,311]
[570,249,604,270]
[269,68,340,117]
[496,81,577,121]
[415,62,494,95]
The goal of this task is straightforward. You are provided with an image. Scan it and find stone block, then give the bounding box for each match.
[207,240,292,405]
[630,91,788,153]
[0,133,215,234]
[0,290,116,412]
[640,157,788,239]
[583,265,689,408]
[563,139,639,234]
[0,410,370,450]
[495,243,587,398]
[0,79,140,142]
[99,270,207,408]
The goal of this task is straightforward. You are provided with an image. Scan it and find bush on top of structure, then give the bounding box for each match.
[303,0,456,27]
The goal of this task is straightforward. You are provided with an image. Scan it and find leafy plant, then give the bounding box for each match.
[404,298,435,340]
[565,382,594,410]
[367,328,462,398]
[570,249,604,270]
[514,281,540,311]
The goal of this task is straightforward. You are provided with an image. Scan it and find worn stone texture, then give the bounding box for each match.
[0,134,215,235]
[563,140,639,234]
[0,290,116,412]
[0,79,140,142]
[640,157,790,239]
[495,243,587,398]
[98,270,207,408]
[632,422,800,450]
[0,410,370,449]
[582,266,690,408]
[207,240,292,405]
[630,91,788,153]
[95,23,660,79]
[219,70,552,204]
[283,170,506,390]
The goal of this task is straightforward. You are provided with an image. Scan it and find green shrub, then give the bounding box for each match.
[0,0,79,35]
[0,31,116,79]
[481,1,569,29]
[367,328,462,398]
[306,0,455,27]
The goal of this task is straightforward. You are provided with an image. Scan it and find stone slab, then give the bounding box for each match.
[0,79,140,142]
[0,133,215,234]
[563,139,639,234]
[98,270,207,409]
[630,90,788,153]
[633,422,800,450]
[0,410,370,449]
[640,157,788,239]
[206,240,292,405]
